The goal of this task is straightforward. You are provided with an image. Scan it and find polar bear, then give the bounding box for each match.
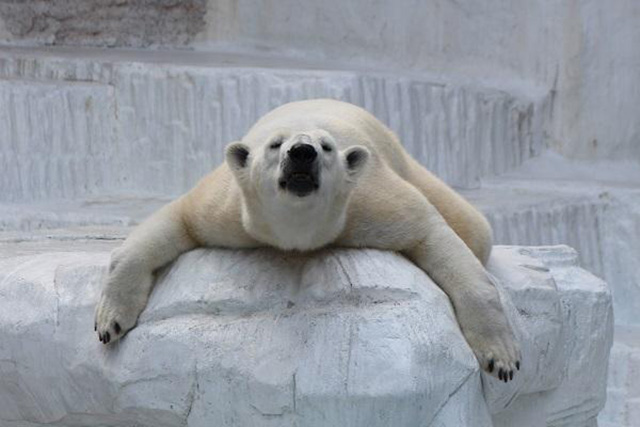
[95,99,520,382]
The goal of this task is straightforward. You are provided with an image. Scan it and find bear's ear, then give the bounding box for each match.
[344,145,370,177]
[225,142,251,172]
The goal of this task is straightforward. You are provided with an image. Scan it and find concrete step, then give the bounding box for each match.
[463,153,640,326]
[0,46,550,202]
[0,195,168,232]
[598,325,640,427]
[0,225,125,259]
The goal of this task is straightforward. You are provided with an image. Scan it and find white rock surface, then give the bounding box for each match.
[0,244,612,426]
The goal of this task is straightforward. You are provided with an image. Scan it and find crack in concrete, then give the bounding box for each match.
[52,265,61,329]
[344,319,355,396]
[249,404,286,418]
[428,368,478,424]
[333,254,355,291]
[183,361,199,425]
[292,372,297,413]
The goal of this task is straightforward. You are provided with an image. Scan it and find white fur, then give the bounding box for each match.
[95,99,520,382]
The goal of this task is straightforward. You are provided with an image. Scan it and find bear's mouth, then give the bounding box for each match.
[279,171,319,197]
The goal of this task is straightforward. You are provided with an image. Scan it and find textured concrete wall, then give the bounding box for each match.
[0,50,550,201]
[195,0,640,163]
[0,1,636,162]
[552,0,640,162]
[195,0,563,87]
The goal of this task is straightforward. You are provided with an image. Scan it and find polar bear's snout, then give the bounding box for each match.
[279,142,320,197]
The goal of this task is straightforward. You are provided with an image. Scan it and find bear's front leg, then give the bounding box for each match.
[404,239,521,382]
[95,201,197,344]
[95,251,154,343]
[340,176,521,382]
[401,216,521,383]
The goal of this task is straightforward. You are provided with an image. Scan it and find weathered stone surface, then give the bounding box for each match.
[0,244,612,426]
[0,0,207,48]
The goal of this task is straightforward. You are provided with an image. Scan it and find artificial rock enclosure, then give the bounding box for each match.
[1,1,639,426]
[0,245,612,426]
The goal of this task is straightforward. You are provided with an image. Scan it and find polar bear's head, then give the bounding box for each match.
[225,129,370,250]
[226,130,370,200]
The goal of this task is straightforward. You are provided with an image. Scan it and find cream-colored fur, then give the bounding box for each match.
[95,99,520,382]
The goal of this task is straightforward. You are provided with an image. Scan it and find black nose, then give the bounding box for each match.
[288,143,317,163]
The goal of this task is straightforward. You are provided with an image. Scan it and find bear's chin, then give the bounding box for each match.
[278,174,320,198]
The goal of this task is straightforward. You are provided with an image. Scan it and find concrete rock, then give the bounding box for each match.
[0,244,612,426]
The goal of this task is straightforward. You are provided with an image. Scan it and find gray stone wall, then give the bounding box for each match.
[0,0,207,47]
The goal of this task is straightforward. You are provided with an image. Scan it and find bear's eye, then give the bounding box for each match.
[270,139,283,150]
[321,143,332,152]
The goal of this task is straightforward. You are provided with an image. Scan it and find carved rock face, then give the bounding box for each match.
[0,244,612,426]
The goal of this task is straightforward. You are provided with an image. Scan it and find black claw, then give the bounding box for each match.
[498,370,503,380]
[509,370,513,381]
[516,361,520,370]
[114,322,121,334]
[488,359,494,373]
[98,333,103,342]
[94,322,97,331]
[104,332,110,343]
[504,376,508,383]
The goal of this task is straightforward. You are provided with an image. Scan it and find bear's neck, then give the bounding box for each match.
[241,194,349,251]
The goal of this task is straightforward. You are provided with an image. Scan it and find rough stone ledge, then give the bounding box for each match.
[0,245,612,427]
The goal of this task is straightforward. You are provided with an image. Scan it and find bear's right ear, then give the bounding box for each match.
[225,142,251,172]
[343,145,370,178]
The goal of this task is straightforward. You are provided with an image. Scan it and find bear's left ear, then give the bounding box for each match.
[225,142,251,172]
[344,145,370,177]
